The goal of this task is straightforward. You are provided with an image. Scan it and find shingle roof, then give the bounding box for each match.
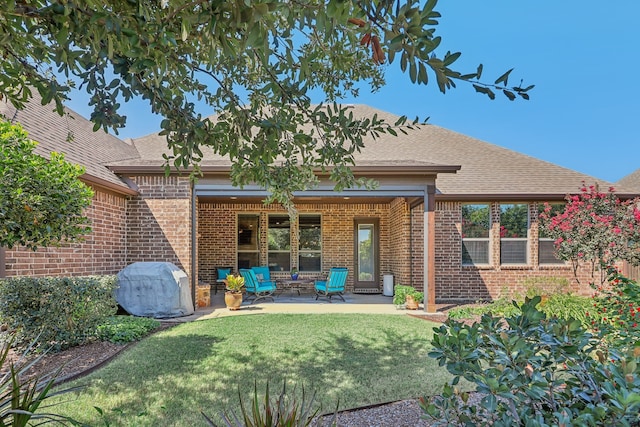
[126,104,631,197]
[4,99,631,198]
[0,93,139,191]
[618,169,640,192]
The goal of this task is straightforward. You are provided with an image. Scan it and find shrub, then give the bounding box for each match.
[447,291,593,327]
[0,335,80,426]
[424,296,640,426]
[97,316,161,344]
[0,275,118,351]
[393,284,423,306]
[590,267,640,355]
[447,297,519,319]
[205,381,337,427]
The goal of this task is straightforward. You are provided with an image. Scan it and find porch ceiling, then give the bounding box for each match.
[197,195,420,205]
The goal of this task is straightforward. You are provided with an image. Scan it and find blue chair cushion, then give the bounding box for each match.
[217,268,231,280]
[251,266,271,282]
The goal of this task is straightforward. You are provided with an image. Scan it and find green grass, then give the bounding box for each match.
[54,314,451,427]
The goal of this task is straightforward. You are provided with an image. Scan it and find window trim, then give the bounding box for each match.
[298,214,322,272]
[237,213,260,270]
[267,214,291,272]
[537,202,566,265]
[461,203,492,266]
[499,203,530,265]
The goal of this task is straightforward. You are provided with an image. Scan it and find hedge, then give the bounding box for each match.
[0,275,118,351]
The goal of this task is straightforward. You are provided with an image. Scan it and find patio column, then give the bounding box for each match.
[423,184,437,313]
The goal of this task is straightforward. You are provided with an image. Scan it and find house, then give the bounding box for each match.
[2,97,635,311]
[618,169,640,193]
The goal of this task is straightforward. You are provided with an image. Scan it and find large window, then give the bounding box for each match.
[267,215,291,271]
[538,203,565,264]
[500,203,529,264]
[299,215,321,272]
[237,214,259,270]
[462,204,491,265]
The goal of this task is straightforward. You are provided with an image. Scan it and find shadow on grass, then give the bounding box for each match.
[57,314,449,427]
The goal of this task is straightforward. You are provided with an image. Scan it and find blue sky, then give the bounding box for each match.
[66,1,639,183]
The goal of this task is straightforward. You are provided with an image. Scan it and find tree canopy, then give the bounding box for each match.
[0,119,94,250]
[0,0,533,208]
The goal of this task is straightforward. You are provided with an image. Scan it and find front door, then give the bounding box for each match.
[354,218,379,292]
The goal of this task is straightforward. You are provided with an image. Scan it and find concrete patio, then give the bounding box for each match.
[165,291,448,323]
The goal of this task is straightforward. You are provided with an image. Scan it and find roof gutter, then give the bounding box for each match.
[108,164,462,176]
[435,192,640,202]
[80,174,139,196]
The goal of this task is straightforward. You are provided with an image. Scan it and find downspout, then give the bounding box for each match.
[190,182,197,308]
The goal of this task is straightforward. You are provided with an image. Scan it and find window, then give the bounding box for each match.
[462,204,491,265]
[267,215,290,271]
[538,203,565,264]
[299,215,321,271]
[500,204,529,264]
[237,214,259,270]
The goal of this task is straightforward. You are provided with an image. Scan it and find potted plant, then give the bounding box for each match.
[393,284,424,310]
[290,268,299,280]
[405,289,424,310]
[224,274,245,310]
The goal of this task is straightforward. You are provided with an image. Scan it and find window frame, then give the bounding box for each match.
[237,213,260,270]
[499,203,530,265]
[538,202,566,265]
[298,214,322,272]
[267,214,291,272]
[461,203,491,266]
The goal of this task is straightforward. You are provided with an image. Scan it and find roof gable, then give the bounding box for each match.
[618,169,640,192]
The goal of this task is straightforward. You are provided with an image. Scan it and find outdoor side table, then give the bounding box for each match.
[278,278,314,295]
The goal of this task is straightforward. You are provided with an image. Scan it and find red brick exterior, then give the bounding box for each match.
[196,200,413,292]
[2,177,602,306]
[3,187,128,277]
[125,176,192,277]
[422,201,597,302]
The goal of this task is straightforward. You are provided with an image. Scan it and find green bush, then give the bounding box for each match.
[206,381,337,427]
[448,292,593,327]
[541,293,594,325]
[0,275,118,351]
[0,335,80,426]
[591,267,640,354]
[424,296,640,426]
[447,297,519,319]
[97,316,161,344]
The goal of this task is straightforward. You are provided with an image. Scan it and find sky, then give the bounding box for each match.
[66,1,640,183]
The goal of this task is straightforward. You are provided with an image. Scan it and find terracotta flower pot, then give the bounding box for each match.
[405,295,419,310]
[225,292,243,310]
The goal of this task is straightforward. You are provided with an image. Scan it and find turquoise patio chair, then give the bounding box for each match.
[315,267,348,302]
[239,268,277,303]
[251,266,272,283]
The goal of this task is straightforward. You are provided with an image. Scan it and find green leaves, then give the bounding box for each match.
[0,0,533,208]
[426,295,640,426]
[0,119,93,250]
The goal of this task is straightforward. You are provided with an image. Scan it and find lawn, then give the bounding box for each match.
[54,313,451,426]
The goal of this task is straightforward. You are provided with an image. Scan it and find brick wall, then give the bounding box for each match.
[3,187,128,277]
[125,176,192,277]
[197,201,410,291]
[389,197,411,286]
[429,201,597,302]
